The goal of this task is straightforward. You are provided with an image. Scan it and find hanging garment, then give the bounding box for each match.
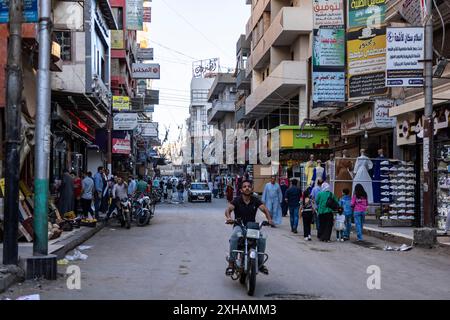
[311,166,326,188]
[304,161,317,187]
[334,158,353,198]
[352,155,374,204]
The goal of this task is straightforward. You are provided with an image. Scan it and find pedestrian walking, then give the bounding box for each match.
[280,180,288,217]
[80,172,95,218]
[311,179,323,233]
[213,179,219,198]
[176,180,185,202]
[226,181,234,203]
[58,169,74,217]
[262,176,283,226]
[72,171,82,216]
[351,184,369,241]
[315,182,339,242]
[166,179,173,202]
[93,167,104,219]
[339,188,353,240]
[335,210,345,242]
[300,189,314,241]
[285,179,301,233]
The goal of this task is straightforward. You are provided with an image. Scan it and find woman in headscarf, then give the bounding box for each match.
[315,182,338,242]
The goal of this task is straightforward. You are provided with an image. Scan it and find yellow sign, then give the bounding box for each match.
[112,96,130,111]
[347,32,386,76]
[0,178,4,197]
[111,30,124,49]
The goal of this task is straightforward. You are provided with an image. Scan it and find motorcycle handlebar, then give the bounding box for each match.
[225,220,271,227]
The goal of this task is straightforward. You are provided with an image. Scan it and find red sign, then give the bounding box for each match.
[77,120,88,133]
[112,138,131,155]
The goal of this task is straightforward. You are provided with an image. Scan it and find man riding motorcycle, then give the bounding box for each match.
[224,180,273,276]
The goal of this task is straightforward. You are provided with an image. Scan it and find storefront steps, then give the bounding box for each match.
[0,224,103,293]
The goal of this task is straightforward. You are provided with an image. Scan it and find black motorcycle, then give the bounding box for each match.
[133,194,155,226]
[226,219,270,296]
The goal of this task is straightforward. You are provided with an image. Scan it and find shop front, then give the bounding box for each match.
[274,125,331,191]
[392,103,450,230]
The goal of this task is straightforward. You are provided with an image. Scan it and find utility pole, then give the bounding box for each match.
[3,0,23,265]
[107,114,112,175]
[423,0,434,227]
[33,0,52,255]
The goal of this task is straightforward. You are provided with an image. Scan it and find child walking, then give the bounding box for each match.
[351,184,369,241]
[335,211,345,241]
[339,188,353,240]
[300,189,314,241]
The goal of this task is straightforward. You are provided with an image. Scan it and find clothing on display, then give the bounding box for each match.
[379,160,416,225]
[334,157,353,198]
[305,161,317,187]
[311,165,326,188]
[352,155,374,204]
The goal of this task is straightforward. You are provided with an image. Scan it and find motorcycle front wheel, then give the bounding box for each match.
[246,258,257,296]
[125,210,131,229]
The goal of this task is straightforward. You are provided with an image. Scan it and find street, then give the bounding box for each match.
[2,197,450,300]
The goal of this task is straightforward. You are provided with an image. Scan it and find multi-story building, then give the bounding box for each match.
[186,76,215,181]
[244,0,312,130]
[51,0,117,179]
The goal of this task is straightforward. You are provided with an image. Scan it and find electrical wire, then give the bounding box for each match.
[433,0,446,56]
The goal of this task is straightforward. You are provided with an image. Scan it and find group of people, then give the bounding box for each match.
[258,174,369,242]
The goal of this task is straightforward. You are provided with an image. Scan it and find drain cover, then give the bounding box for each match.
[265,293,321,300]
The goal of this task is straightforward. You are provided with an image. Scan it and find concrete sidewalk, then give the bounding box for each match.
[363,225,450,247]
[0,224,102,293]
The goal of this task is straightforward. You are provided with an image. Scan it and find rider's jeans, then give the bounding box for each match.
[229,226,266,267]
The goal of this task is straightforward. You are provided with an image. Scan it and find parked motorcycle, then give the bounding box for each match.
[226,219,270,296]
[113,198,131,229]
[133,194,155,226]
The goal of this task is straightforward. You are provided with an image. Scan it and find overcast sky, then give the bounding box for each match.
[149,0,250,143]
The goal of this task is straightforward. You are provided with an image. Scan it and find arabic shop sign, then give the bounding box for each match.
[277,126,330,149]
[348,0,386,29]
[132,63,161,79]
[126,0,143,30]
[313,0,344,29]
[386,27,424,87]
[312,72,346,105]
[0,0,38,23]
[313,28,345,67]
[112,96,131,111]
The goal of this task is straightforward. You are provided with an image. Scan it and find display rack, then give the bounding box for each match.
[436,147,450,231]
[379,160,416,227]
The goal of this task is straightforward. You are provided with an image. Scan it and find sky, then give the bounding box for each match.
[149,0,250,143]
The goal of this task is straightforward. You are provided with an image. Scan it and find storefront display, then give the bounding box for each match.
[379,160,416,226]
[436,145,450,231]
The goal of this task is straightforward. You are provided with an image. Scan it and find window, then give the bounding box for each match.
[54,31,72,61]
[202,124,207,131]
[112,7,124,30]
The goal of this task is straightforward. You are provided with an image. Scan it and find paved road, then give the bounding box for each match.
[2,198,450,300]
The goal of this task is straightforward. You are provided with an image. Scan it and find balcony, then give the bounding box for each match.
[246,0,271,40]
[207,101,235,124]
[251,6,312,69]
[207,73,236,102]
[235,105,247,123]
[236,69,251,90]
[236,34,251,56]
[245,60,307,116]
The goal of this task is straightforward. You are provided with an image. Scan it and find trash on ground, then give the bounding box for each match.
[16,294,40,300]
[65,249,88,261]
[77,245,93,251]
[383,244,413,251]
[57,259,69,265]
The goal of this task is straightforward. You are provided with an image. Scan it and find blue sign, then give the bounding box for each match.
[0,0,38,23]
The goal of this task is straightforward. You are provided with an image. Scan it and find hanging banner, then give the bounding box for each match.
[313,72,346,105]
[386,27,424,87]
[0,0,38,23]
[348,0,386,29]
[398,0,425,26]
[313,28,345,67]
[138,122,158,137]
[111,30,124,49]
[112,138,131,155]
[312,0,345,108]
[313,0,344,29]
[112,96,131,111]
[113,113,138,131]
[132,63,160,79]
[347,26,388,98]
[126,0,143,30]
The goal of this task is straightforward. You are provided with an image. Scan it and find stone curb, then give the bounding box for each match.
[0,224,103,294]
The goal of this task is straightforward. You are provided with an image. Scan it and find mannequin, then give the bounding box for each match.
[326,154,336,193]
[334,150,353,198]
[352,149,374,203]
[311,160,326,188]
[372,148,386,203]
[305,154,317,187]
